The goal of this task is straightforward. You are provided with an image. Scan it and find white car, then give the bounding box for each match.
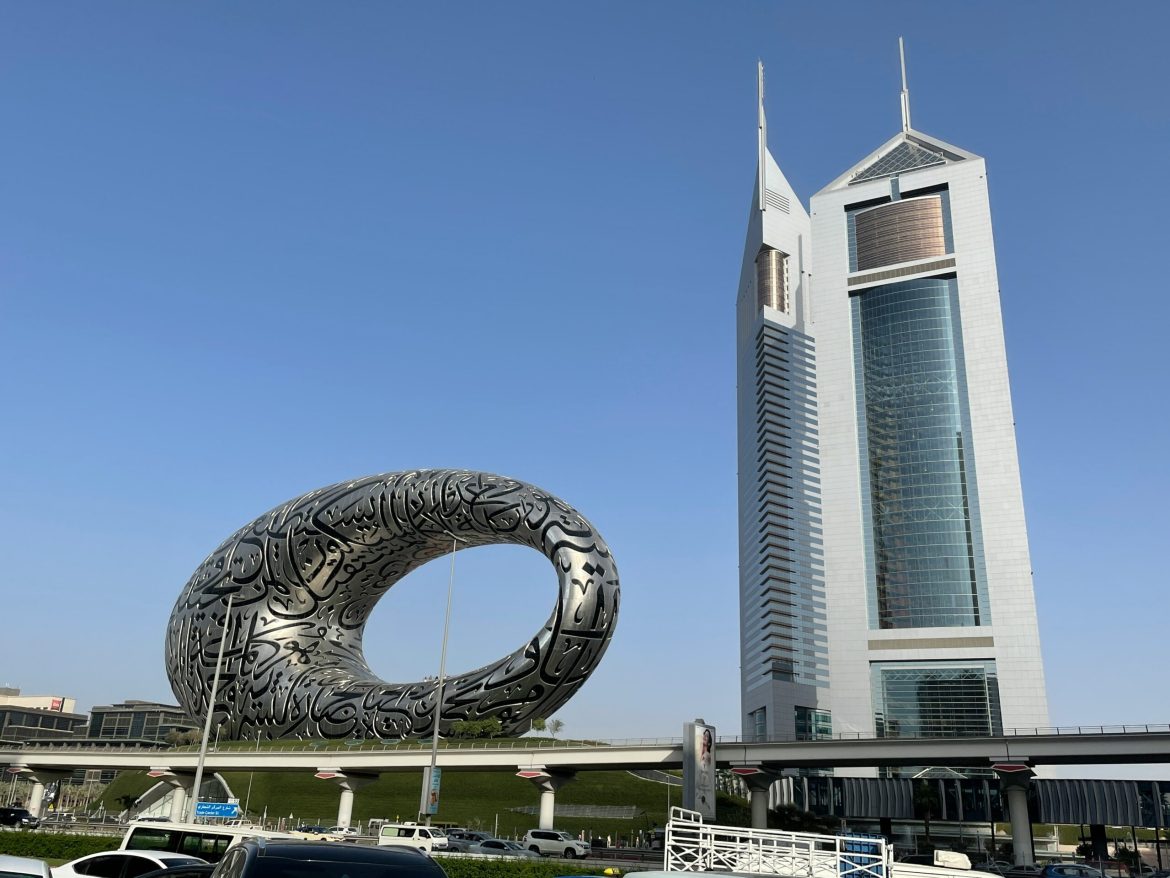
[522,829,591,858]
[1,855,52,878]
[328,826,359,837]
[54,850,206,878]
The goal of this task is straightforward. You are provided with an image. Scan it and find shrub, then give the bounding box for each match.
[447,718,504,740]
[434,858,603,878]
[0,832,115,861]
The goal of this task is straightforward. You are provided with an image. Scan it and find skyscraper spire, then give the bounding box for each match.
[899,37,911,132]
[758,60,767,211]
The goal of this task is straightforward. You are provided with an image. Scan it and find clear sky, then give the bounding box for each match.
[2,2,1167,772]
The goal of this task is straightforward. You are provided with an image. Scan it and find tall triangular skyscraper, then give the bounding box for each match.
[737,63,829,743]
[738,54,1049,768]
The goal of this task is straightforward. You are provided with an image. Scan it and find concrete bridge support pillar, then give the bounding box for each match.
[731,766,785,829]
[516,768,577,830]
[315,770,377,830]
[993,764,1036,866]
[12,768,74,819]
[28,781,46,818]
[145,768,197,823]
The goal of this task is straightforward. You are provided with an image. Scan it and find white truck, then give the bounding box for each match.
[644,807,975,878]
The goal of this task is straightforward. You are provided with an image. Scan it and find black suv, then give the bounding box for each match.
[0,807,40,829]
[210,839,448,878]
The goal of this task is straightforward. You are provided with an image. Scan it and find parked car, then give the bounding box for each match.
[466,840,541,859]
[291,827,330,840]
[522,829,590,859]
[376,823,448,853]
[1080,863,1133,878]
[0,808,40,830]
[0,854,52,878]
[1039,865,1106,878]
[121,821,297,863]
[207,839,446,878]
[54,851,207,878]
[134,867,214,878]
[444,831,495,853]
[899,853,972,870]
[972,863,1009,876]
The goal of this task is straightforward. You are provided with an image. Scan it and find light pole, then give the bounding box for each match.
[243,729,261,822]
[188,592,234,823]
[419,535,460,824]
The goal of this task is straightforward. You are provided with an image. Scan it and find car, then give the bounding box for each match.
[208,839,448,878]
[444,831,495,853]
[465,840,541,859]
[376,823,448,853]
[327,827,359,838]
[971,864,1008,876]
[0,855,52,878]
[522,829,591,859]
[290,827,331,841]
[134,867,214,878]
[0,808,40,831]
[54,851,207,878]
[1040,866,1106,878]
[120,821,298,863]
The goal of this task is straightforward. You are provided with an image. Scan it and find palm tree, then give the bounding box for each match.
[913,781,940,848]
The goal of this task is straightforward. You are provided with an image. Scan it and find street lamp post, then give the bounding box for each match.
[419,536,459,824]
[243,729,261,821]
[188,592,234,823]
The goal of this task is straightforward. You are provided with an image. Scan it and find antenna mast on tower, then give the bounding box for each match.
[757,60,767,212]
[899,37,912,132]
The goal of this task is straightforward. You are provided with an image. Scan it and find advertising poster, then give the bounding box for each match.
[682,720,716,820]
[420,766,442,816]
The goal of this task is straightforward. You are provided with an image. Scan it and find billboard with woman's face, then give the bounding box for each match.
[683,720,716,819]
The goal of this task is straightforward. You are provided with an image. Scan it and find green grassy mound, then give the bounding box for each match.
[101,763,706,840]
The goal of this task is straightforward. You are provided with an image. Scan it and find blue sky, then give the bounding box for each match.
[2,2,1167,770]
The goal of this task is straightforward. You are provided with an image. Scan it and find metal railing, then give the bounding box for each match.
[6,724,1170,754]
[664,806,889,878]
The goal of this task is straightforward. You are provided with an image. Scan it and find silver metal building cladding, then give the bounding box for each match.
[165,469,620,740]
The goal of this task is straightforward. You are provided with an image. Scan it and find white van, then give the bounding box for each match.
[376,823,448,853]
[121,821,296,863]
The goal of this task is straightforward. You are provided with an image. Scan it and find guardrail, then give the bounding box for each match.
[7,724,1170,754]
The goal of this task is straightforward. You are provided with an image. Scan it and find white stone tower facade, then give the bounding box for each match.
[738,60,1049,760]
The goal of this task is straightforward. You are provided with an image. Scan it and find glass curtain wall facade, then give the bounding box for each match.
[851,276,988,629]
[871,660,1002,738]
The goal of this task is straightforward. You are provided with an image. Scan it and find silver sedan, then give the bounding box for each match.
[466,840,542,859]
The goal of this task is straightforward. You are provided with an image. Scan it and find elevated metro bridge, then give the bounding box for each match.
[5,726,1170,774]
[5,725,1168,860]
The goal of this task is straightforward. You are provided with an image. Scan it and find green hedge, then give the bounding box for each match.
[434,859,611,878]
[0,832,116,861]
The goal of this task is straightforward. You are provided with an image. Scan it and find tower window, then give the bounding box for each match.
[748,707,767,742]
[756,247,790,313]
